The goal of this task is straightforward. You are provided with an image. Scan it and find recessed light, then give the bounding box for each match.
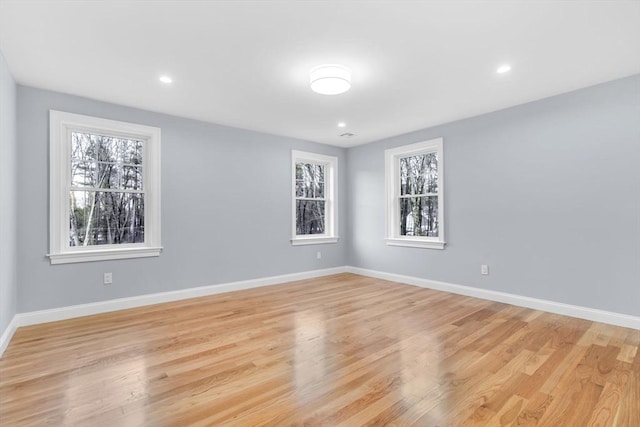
[338,122,346,128]
[159,75,173,84]
[496,64,511,74]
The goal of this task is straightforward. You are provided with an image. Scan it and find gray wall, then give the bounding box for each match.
[0,52,17,333]
[347,75,640,317]
[17,86,347,312]
[11,75,640,318]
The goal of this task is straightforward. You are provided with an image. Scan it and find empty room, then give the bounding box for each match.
[0,1,639,425]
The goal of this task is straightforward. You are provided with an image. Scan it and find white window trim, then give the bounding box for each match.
[291,150,339,246]
[385,138,445,250]
[49,110,162,264]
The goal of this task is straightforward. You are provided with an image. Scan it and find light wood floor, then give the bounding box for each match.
[0,274,638,426]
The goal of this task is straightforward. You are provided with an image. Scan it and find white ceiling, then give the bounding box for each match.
[1,1,639,147]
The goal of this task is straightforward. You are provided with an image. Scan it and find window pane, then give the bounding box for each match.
[72,132,144,164]
[314,180,325,198]
[97,136,144,165]
[400,153,438,195]
[72,161,143,191]
[399,196,438,237]
[96,136,116,162]
[120,165,144,190]
[295,180,305,197]
[296,162,325,199]
[296,179,317,198]
[121,140,144,165]
[315,164,325,183]
[71,161,97,188]
[70,191,145,246]
[296,200,325,235]
[71,132,96,162]
[95,161,118,189]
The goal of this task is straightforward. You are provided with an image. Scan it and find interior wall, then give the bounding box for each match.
[12,75,640,318]
[347,75,640,317]
[0,52,18,332]
[16,86,347,313]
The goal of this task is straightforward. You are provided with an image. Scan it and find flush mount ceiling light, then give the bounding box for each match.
[337,122,346,128]
[310,65,351,95]
[496,64,512,74]
[159,75,173,84]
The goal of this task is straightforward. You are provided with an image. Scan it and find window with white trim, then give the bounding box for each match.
[49,110,161,264]
[291,150,338,245]
[385,138,445,249]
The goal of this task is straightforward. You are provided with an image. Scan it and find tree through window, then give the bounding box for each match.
[385,138,445,249]
[291,151,338,245]
[70,132,145,246]
[399,152,439,237]
[295,162,326,235]
[49,111,161,264]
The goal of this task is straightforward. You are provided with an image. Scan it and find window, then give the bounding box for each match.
[385,138,445,249]
[291,150,338,245]
[49,110,161,264]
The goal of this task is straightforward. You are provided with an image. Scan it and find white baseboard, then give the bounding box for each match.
[2,264,637,359]
[346,266,640,330]
[0,316,18,358]
[13,266,348,329]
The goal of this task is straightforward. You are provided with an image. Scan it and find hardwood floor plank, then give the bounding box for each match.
[0,273,638,426]
[587,380,625,427]
[618,343,638,364]
[485,394,526,426]
[613,370,640,426]
[511,391,554,427]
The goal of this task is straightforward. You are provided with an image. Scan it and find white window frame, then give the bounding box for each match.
[49,110,162,264]
[385,137,445,249]
[291,150,339,246]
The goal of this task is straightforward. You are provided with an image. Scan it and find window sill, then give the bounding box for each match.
[48,246,163,264]
[291,236,339,246]
[385,238,445,250]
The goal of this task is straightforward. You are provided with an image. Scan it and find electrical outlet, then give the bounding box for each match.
[316,251,322,260]
[104,272,113,285]
[481,265,489,275]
